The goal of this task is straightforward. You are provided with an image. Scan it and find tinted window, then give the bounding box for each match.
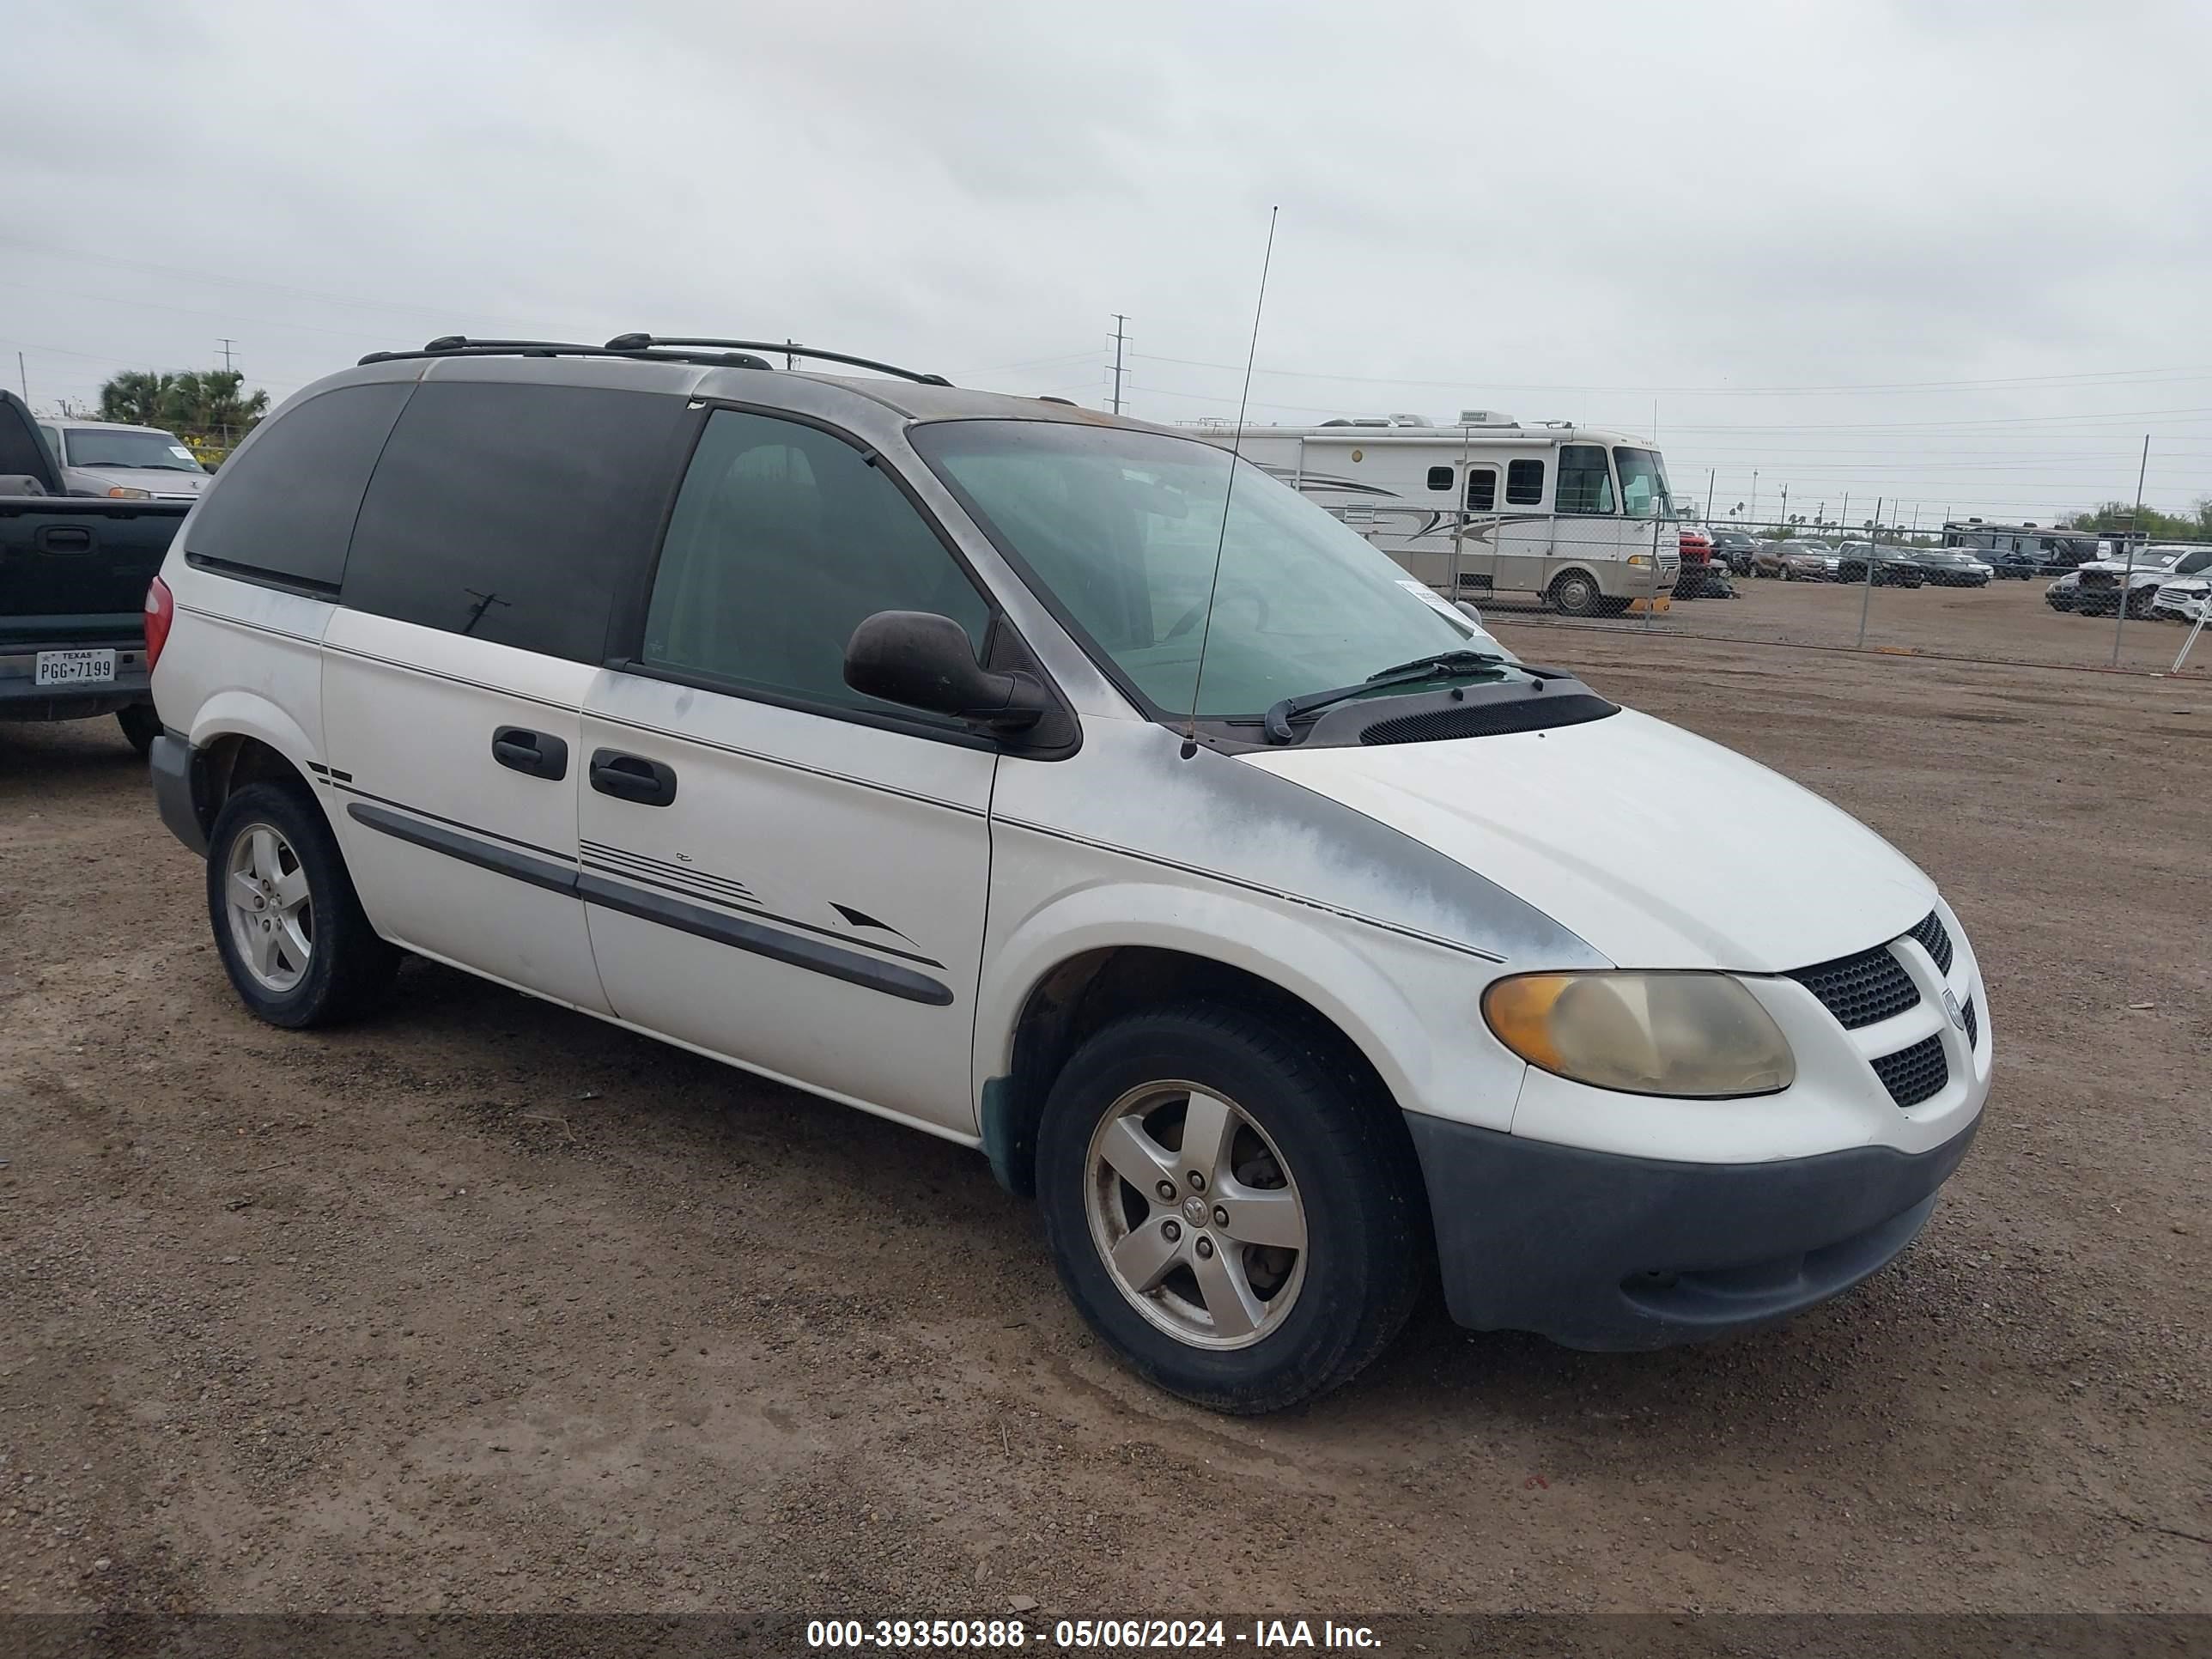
[183,383,411,591]
[642,410,992,719]
[1425,465,1453,492]
[343,381,687,662]
[1505,458,1545,507]
[1465,467,1498,512]
[1556,445,1615,514]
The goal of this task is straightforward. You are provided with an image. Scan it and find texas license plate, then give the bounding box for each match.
[34,648,117,686]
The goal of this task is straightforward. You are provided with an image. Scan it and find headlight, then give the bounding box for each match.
[105,485,152,500]
[1482,972,1796,1098]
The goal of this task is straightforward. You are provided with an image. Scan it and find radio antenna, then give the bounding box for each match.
[1182,204,1279,759]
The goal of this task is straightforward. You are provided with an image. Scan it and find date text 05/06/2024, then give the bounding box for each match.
[805,1617,1383,1650]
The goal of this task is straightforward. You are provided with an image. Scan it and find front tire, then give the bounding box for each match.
[205,781,400,1028]
[1035,1003,1428,1413]
[1550,571,1601,617]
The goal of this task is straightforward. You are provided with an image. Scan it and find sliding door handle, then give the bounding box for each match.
[589,749,678,807]
[492,726,568,781]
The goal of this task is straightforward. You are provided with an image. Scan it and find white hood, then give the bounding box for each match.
[1242,708,1933,972]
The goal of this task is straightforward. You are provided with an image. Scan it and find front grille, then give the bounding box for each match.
[1906,910,1954,975]
[1962,996,1978,1049]
[1786,944,1919,1030]
[1871,1033,1948,1108]
[1358,694,1619,746]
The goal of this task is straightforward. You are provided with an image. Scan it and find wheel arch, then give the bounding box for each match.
[184,693,325,838]
[977,901,1430,1199]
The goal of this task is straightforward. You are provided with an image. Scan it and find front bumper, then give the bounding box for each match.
[1404,1112,1979,1351]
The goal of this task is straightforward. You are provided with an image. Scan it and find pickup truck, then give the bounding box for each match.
[2,390,186,753]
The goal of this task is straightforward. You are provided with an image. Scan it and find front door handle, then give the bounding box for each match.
[492,726,568,781]
[589,749,678,807]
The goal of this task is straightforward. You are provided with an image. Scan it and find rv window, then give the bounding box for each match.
[1425,465,1453,492]
[1556,446,1615,515]
[1505,459,1545,507]
[1466,468,1498,513]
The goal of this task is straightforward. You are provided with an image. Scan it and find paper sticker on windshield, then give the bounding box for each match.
[1397,579,1466,620]
[169,445,194,459]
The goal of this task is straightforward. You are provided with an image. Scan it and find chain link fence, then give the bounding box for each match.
[1329,507,2212,678]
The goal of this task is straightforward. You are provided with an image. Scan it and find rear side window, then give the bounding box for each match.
[343,382,687,663]
[1556,445,1615,514]
[1465,467,1498,512]
[1425,465,1453,492]
[1505,458,1545,507]
[182,383,411,592]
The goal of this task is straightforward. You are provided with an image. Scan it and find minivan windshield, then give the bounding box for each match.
[913,421,1526,720]
[63,428,205,472]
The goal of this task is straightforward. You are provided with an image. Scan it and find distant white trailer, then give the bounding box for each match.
[1184,412,1683,616]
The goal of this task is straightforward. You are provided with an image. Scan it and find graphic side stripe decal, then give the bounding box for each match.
[575,875,954,1006]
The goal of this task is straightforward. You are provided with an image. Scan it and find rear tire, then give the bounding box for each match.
[1035,1002,1428,1414]
[116,703,160,757]
[205,781,400,1028]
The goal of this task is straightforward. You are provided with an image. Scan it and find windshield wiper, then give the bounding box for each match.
[1261,650,1507,744]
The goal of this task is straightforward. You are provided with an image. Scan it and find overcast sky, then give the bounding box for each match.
[9,0,2210,526]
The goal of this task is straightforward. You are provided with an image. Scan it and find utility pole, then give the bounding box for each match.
[1109,314,1129,416]
[15,351,25,403]
[217,338,237,373]
[1751,470,1759,526]
[2112,434,2149,666]
[1841,492,1850,534]
[1705,469,1715,523]
[1780,483,1789,526]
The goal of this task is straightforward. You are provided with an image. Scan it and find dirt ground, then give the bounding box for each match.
[2,610,2206,1619]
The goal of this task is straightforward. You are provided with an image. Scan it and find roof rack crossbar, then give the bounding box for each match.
[605,335,951,386]
[356,337,775,370]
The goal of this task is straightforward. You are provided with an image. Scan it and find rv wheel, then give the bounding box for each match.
[1550,572,1601,617]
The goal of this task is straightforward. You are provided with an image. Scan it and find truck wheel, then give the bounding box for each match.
[205,781,400,1029]
[116,703,161,757]
[1035,1003,1427,1414]
[1550,571,1601,617]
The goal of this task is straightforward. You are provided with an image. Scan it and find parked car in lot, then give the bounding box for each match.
[1984,548,2042,580]
[1782,543,1841,580]
[1,391,185,750]
[1751,539,1793,579]
[2045,571,2083,612]
[1899,548,1993,588]
[146,335,1993,1413]
[1835,543,1928,588]
[1708,528,1758,576]
[2071,545,2212,617]
[33,416,214,501]
[1671,528,1731,599]
[2149,573,2211,623]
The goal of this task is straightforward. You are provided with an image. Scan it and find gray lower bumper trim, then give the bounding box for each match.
[149,732,208,857]
[1405,1111,1980,1351]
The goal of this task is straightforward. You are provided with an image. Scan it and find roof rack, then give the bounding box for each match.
[357,337,776,370]
[605,335,951,386]
[355,334,951,385]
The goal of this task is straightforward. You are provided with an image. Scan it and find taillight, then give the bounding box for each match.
[145,574,175,672]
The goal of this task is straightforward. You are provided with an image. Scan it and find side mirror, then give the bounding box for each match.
[843,611,1048,732]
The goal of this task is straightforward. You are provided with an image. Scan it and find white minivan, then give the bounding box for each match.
[145,337,1990,1413]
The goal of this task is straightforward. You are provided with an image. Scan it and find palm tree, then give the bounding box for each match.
[99,370,175,425]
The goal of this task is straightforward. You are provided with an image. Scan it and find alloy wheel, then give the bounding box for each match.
[224,822,313,994]
[1083,1081,1309,1349]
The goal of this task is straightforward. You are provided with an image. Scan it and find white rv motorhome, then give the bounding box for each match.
[1185,413,1684,616]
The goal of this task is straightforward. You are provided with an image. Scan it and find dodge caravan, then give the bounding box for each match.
[146,336,1990,1413]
